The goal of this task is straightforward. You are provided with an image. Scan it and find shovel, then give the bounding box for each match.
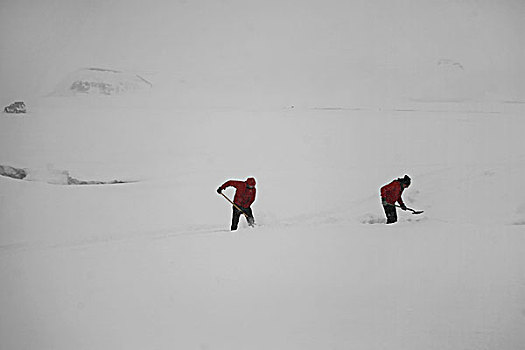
[219,192,256,227]
[220,192,250,219]
[395,205,424,215]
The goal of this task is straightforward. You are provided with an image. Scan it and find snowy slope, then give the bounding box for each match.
[1,95,524,350]
[1,1,525,349]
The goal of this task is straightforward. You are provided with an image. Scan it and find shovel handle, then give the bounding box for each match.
[395,205,424,214]
[220,192,249,218]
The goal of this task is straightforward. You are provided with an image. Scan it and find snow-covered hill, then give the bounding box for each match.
[1,1,524,349]
[1,95,524,349]
[52,68,152,96]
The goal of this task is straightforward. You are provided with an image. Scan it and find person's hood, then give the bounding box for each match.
[398,175,411,186]
[246,177,256,187]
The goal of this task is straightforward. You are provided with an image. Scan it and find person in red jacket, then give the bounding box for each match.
[380,175,411,224]
[217,177,256,230]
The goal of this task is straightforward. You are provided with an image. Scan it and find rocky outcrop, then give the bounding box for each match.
[0,165,27,179]
[3,101,27,114]
[1,164,129,185]
[53,68,152,96]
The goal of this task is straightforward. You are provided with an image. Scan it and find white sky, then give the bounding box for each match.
[1,0,524,105]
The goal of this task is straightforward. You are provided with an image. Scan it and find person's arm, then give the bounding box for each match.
[396,184,407,210]
[217,180,242,193]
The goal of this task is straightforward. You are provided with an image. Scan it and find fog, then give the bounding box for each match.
[1,0,524,107]
[1,1,524,350]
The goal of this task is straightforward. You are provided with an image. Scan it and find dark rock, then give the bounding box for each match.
[4,101,26,114]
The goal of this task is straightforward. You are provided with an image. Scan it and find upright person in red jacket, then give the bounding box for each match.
[217,177,256,230]
[380,175,411,224]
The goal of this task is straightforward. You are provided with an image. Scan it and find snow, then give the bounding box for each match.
[1,1,525,349]
[1,100,524,350]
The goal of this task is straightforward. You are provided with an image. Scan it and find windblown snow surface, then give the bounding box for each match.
[1,1,525,349]
[1,95,524,350]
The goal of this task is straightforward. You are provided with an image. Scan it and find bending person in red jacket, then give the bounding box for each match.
[217,177,256,230]
[380,175,411,224]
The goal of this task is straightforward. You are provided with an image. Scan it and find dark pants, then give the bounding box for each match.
[231,205,255,230]
[383,204,397,224]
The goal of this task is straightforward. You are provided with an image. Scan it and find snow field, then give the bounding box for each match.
[1,98,525,349]
[2,0,525,348]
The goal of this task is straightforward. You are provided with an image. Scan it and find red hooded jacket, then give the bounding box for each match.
[219,178,256,208]
[380,180,406,206]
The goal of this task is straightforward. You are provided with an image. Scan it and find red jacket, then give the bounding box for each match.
[380,180,406,206]
[219,178,256,208]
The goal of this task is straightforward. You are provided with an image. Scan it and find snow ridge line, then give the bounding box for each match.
[0,227,225,255]
[0,211,342,255]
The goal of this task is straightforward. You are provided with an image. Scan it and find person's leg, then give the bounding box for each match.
[243,207,255,226]
[383,205,397,224]
[231,206,242,230]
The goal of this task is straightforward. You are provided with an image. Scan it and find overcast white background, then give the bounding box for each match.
[1,0,524,107]
[1,1,524,350]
